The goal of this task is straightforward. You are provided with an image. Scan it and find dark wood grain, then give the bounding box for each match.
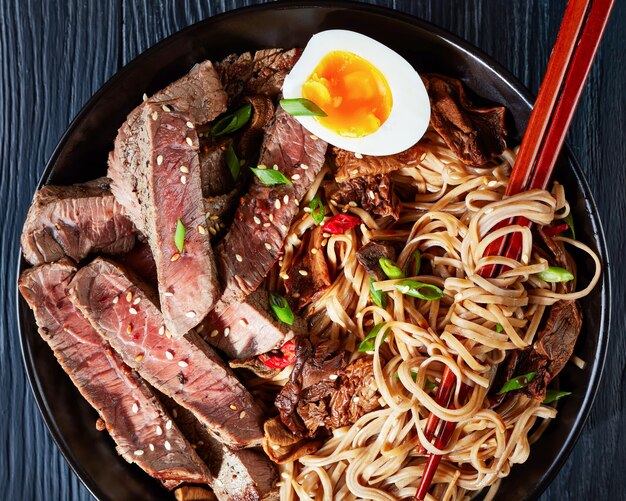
[1,1,624,500]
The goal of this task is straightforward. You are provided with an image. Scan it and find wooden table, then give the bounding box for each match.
[1,1,624,499]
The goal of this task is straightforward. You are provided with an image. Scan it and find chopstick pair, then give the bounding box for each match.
[414,1,615,499]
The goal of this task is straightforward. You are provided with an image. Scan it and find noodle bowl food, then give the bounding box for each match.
[18,26,602,501]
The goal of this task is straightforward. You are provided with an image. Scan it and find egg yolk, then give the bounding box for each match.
[301,51,392,138]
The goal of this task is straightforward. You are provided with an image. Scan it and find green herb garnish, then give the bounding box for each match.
[251,167,292,186]
[369,277,387,308]
[279,98,327,117]
[310,196,325,224]
[226,143,240,181]
[543,390,572,404]
[537,266,574,283]
[211,104,252,136]
[411,250,422,276]
[495,323,504,333]
[497,371,537,395]
[395,279,444,301]
[564,212,576,239]
[358,323,387,353]
[269,292,294,325]
[379,258,405,280]
[174,218,185,252]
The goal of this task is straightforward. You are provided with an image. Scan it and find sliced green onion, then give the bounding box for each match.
[564,212,576,239]
[251,167,292,186]
[537,266,574,283]
[369,277,387,308]
[211,103,252,136]
[174,218,185,252]
[543,390,572,404]
[310,196,325,224]
[395,279,443,301]
[495,323,504,333]
[225,143,240,181]
[279,98,327,117]
[497,371,537,395]
[358,323,387,353]
[410,250,422,276]
[379,258,405,280]
[269,292,294,325]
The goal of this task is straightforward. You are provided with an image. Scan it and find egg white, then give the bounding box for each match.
[282,30,430,156]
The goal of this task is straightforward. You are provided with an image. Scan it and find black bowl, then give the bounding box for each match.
[16,2,610,500]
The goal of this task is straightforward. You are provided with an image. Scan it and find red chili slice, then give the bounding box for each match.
[259,340,297,369]
[543,223,570,236]
[321,214,361,235]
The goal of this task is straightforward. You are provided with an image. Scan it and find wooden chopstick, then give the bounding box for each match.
[414,1,614,498]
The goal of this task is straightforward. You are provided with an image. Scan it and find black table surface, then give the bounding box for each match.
[1,1,624,499]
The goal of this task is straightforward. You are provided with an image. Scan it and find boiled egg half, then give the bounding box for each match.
[282,30,430,156]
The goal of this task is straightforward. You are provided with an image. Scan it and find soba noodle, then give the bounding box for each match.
[263,129,600,500]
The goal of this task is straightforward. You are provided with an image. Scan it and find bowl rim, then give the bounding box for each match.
[15,1,611,500]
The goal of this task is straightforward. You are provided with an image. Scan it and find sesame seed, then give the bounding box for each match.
[299,270,308,276]
[236,254,243,262]
[283,195,289,204]
[151,111,158,121]
[186,137,193,147]
[329,374,338,380]
[275,199,281,209]
[210,215,219,221]
[291,174,300,180]
[269,214,274,222]
[186,121,194,129]
[198,225,206,235]
[165,350,174,360]
[253,216,261,224]
[281,224,289,231]
[162,104,171,112]
[129,307,138,315]
[165,330,172,338]
[348,201,358,207]
[132,403,139,413]
[180,166,189,173]
[171,253,180,262]
[210,329,219,338]
[166,420,172,430]
[149,444,155,452]
[224,327,230,337]
[134,450,144,456]
[301,164,309,170]
[159,325,165,335]
[322,239,328,247]
[264,243,272,250]
[263,222,271,228]
[196,325,204,333]
[186,311,196,318]
[280,273,289,280]
[230,405,237,411]
[355,152,363,159]
[164,292,174,297]
[112,296,119,304]
[323,232,330,238]
[126,292,133,302]
[304,207,312,213]
[272,164,279,170]
[135,353,144,362]
[142,93,148,101]
[368,190,375,200]
[238,319,248,327]
[209,227,217,235]
[271,444,281,450]
[172,409,178,418]
[239,411,247,419]
[164,441,171,451]
[257,164,267,170]
[180,175,187,184]
[351,169,359,175]
[292,293,301,299]
[156,425,163,436]
[156,155,163,165]
[126,324,133,334]
[353,397,360,403]
[330,200,338,207]
[133,297,141,305]
[311,248,318,255]
[310,134,318,140]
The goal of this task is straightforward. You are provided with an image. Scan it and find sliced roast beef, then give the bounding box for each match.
[163,400,278,501]
[21,178,136,266]
[203,108,327,358]
[114,241,158,287]
[202,290,307,360]
[200,140,235,197]
[284,226,331,310]
[204,190,238,241]
[331,174,401,220]
[109,101,220,338]
[423,75,507,166]
[333,143,424,183]
[216,48,301,103]
[69,257,264,449]
[238,95,276,162]
[356,241,397,281]
[18,261,210,488]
